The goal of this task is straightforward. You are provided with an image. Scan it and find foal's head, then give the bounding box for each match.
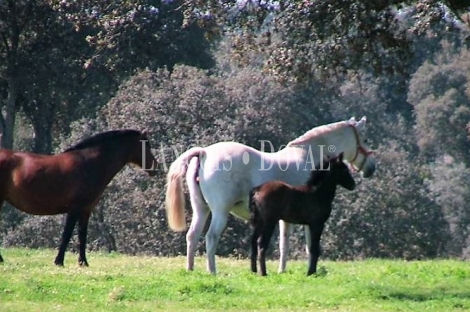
[309,152,356,191]
[327,153,356,191]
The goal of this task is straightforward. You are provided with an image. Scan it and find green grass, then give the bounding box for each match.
[1,248,470,311]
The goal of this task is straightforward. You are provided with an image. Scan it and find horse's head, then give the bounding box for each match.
[131,129,157,176]
[328,152,356,191]
[342,116,376,178]
[286,116,376,178]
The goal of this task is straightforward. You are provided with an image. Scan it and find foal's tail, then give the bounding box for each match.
[248,188,260,227]
[165,147,205,231]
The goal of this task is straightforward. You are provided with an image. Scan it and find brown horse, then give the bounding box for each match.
[0,129,157,266]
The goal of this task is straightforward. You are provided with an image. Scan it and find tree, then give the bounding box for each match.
[408,42,470,165]
[0,1,100,152]
[0,0,215,153]
[183,0,469,83]
[0,0,33,149]
[71,0,215,79]
[424,156,470,257]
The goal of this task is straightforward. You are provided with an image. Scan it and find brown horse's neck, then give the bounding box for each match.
[74,137,137,183]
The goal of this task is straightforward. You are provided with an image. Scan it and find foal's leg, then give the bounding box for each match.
[278,220,292,273]
[205,209,229,275]
[77,210,92,266]
[304,225,312,262]
[307,222,325,276]
[259,222,276,276]
[186,162,210,271]
[0,201,4,262]
[55,210,80,266]
[251,225,263,273]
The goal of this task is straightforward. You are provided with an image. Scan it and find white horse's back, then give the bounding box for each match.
[197,142,309,217]
[197,142,274,218]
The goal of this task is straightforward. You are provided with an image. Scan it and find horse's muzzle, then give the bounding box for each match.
[361,161,376,178]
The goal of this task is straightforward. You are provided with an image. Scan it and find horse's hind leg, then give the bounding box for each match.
[77,210,92,266]
[205,209,229,275]
[186,157,210,271]
[278,220,292,273]
[259,222,276,276]
[55,210,80,266]
[186,200,209,271]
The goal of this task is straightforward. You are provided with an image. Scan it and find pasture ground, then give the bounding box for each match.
[1,248,469,311]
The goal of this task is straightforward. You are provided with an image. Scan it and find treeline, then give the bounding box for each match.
[1,1,470,261]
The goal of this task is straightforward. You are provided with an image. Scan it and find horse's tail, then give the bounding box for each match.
[248,187,259,227]
[165,147,205,232]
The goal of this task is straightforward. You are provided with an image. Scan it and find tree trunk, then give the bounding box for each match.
[32,101,53,154]
[2,77,17,150]
[33,122,52,154]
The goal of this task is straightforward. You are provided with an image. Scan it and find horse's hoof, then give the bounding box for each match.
[0,255,4,263]
[79,260,89,267]
[54,260,64,267]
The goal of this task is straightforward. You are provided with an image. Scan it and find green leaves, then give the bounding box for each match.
[409,44,470,164]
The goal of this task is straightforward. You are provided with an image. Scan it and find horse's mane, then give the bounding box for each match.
[305,159,331,187]
[286,121,349,147]
[64,129,142,152]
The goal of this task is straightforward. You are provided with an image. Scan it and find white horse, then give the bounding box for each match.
[165,117,376,274]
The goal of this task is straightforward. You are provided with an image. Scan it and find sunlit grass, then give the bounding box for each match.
[1,248,470,311]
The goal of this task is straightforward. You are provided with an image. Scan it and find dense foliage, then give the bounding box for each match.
[1,0,470,261]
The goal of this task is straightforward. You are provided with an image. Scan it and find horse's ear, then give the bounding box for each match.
[349,116,356,123]
[356,116,367,131]
[141,129,148,136]
[338,152,344,161]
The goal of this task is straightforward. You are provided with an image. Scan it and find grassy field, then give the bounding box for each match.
[1,248,469,311]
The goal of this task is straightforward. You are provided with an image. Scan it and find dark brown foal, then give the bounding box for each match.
[249,153,355,276]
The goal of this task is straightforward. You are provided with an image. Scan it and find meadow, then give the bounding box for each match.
[1,248,469,311]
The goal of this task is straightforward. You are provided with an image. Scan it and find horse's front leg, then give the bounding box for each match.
[307,222,325,276]
[0,201,3,262]
[55,210,80,266]
[305,224,314,269]
[77,209,92,266]
[278,220,292,273]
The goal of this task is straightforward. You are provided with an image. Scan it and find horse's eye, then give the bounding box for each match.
[364,139,368,144]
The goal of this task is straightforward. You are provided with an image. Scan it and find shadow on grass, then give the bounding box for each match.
[374,287,470,302]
